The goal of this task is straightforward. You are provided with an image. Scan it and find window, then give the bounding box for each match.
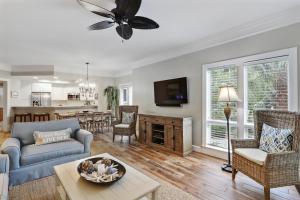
[206,66,238,148]
[202,48,298,150]
[119,84,133,105]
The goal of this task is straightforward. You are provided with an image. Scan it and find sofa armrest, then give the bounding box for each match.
[75,129,93,153]
[0,138,20,170]
[0,155,9,174]
[231,139,258,150]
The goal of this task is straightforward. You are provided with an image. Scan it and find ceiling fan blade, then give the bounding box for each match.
[116,24,133,40]
[128,16,159,29]
[115,0,141,19]
[78,0,115,18]
[89,21,115,30]
[92,11,115,19]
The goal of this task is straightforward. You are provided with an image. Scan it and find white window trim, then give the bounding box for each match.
[202,47,298,151]
[119,83,133,105]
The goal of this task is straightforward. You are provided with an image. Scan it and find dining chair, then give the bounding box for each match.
[76,112,88,129]
[92,112,104,133]
[103,112,112,132]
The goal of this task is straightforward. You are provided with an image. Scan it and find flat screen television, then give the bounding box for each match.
[154,77,188,107]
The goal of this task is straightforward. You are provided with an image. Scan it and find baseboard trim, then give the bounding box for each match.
[192,145,228,160]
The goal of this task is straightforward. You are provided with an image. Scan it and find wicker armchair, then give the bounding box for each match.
[231,110,300,200]
[112,106,138,144]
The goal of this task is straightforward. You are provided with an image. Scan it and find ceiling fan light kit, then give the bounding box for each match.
[78,0,159,40]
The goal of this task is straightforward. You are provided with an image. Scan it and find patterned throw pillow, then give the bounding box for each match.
[33,128,72,146]
[121,112,135,124]
[259,123,293,153]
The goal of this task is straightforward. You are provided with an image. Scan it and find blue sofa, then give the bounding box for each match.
[0,118,93,186]
[0,154,9,200]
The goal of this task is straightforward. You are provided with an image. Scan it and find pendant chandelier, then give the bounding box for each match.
[79,62,96,98]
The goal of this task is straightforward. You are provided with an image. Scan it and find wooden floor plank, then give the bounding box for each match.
[1,132,300,200]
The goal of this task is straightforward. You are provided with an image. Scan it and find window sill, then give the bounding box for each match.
[193,145,230,160]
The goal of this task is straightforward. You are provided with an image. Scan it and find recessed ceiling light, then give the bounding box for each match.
[33,76,38,80]
[38,80,70,84]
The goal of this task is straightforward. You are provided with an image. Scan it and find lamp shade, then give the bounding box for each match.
[218,85,240,102]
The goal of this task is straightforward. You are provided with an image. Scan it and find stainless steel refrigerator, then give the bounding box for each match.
[32,92,51,106]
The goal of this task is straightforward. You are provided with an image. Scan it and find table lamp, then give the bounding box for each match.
[218,84,240,173]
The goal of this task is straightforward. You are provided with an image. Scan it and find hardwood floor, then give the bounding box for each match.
[1,131,300,200]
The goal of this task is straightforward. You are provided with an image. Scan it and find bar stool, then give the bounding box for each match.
[14,113,32,122]
[76,112,87,129]
[33,113,50,122]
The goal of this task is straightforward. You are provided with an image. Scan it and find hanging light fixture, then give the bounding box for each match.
[79,62,96,98]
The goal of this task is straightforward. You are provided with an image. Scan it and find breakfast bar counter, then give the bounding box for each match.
[11,105,98,121]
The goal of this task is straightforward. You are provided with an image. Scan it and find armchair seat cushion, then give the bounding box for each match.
[234,148,267,166]
[115,124,130,128]
[21,138,84,166]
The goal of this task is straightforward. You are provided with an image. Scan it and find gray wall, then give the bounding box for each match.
[116,22,300,147]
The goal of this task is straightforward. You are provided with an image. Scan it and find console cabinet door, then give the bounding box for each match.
[165,125,174,150]
[174,126,183,153]
[146,121,152,145]
[139,119,147,144]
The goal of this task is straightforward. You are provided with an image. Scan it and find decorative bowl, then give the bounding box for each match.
[77,157,126,185]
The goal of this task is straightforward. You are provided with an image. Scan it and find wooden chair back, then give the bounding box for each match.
[76,112,87,122]
[92,112,103,122]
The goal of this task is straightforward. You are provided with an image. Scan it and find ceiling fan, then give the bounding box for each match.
[78,0,159,40]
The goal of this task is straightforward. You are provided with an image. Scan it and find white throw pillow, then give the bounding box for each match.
[33,128,72,146]
[121,112,135,124]
[259,123,293,153]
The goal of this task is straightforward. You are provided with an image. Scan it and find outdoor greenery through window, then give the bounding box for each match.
[203,49,297,150]
[245,59,288,123]
[207,66,238,148]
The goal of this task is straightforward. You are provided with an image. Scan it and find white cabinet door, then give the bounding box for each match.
[31,83,52,92]
[52,87,67,100]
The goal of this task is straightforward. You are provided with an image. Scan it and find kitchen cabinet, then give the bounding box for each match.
[52,87,81,101]
[52,87,66,100]
[31,83,52,93]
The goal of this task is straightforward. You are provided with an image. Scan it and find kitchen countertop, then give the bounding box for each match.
[11,105,98,109]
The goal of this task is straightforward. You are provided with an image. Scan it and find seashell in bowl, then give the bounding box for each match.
[77,157,126,185]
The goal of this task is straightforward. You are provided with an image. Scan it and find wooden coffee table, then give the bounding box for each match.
[54,153,160,200]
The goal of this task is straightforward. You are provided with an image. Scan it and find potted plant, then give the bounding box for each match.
[104,86,119,117]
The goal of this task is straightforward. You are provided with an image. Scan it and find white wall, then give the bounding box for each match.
[10,79,32,106]
[0,87,3,107]
[95,78,116,111]
[0,69,11,132]
[116,22,300,147]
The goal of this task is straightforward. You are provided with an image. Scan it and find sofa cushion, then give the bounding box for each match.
[11,119,81,146]
[33,128,72,146]
[0,173,8,200]
[259,123,293,153]
[234,148,267,166]
[21,138,84,166]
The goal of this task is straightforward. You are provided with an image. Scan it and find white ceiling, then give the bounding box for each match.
[1,0,300,77]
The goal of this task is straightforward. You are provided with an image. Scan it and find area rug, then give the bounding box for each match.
[9,175,198,200]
